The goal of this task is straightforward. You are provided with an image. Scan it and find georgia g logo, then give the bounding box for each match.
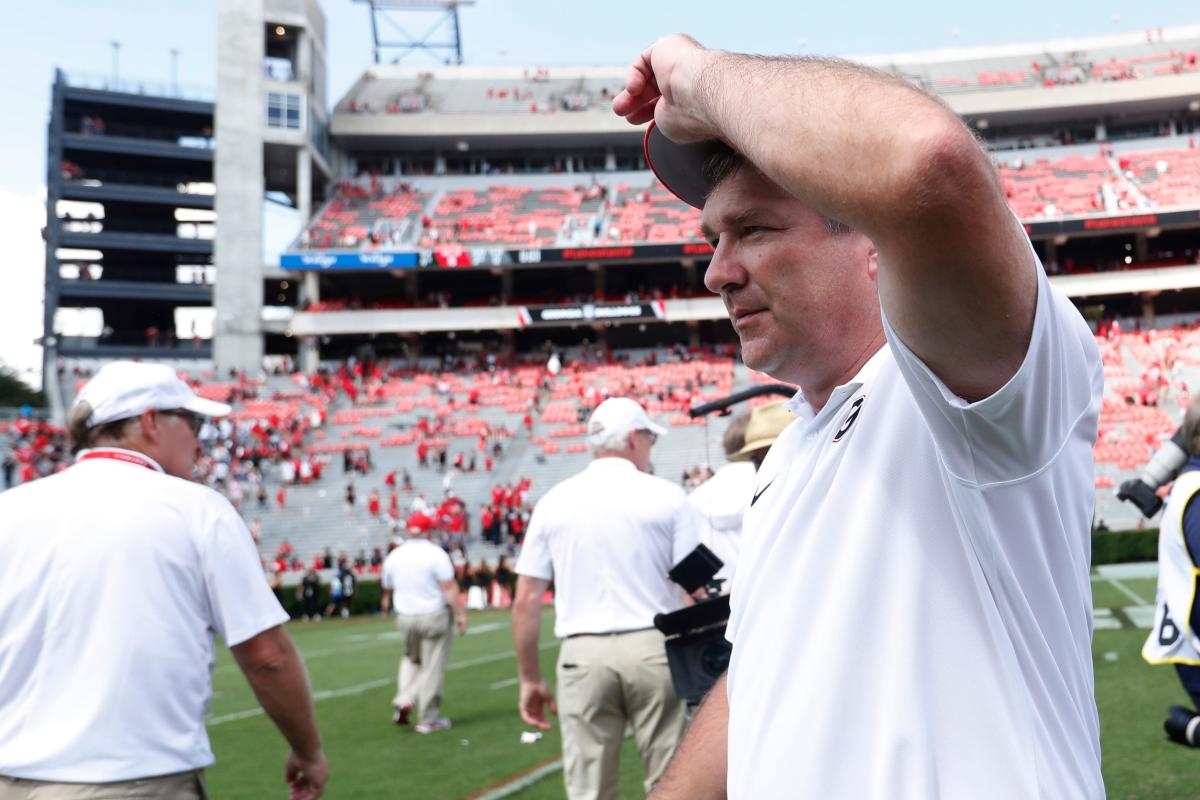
[832,396,865,444]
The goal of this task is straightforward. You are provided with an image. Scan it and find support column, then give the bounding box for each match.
[214,0,266,372]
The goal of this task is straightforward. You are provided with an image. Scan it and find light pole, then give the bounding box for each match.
[111,41,121,88]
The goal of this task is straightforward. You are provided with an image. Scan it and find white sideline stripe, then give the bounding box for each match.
[215,621,512,674]
[207,641,554,727]
[474,760,564,800]
[489,677,519,690]
[1104,576,1150,606]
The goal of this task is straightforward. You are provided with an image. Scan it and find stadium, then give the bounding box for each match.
[5,1,1200,797]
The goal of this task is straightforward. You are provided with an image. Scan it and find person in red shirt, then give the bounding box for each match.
[276,487,287,509]
[484,456,494,472]
[384,470,397,489]
[368,489,382,518]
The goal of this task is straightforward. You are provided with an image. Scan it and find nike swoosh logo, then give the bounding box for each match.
[751,477,776,507]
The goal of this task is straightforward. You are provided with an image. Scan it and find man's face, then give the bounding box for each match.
[154,409,202,479]
[700,167,877,384]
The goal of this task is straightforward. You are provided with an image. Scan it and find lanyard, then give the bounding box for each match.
[77,449,162,472]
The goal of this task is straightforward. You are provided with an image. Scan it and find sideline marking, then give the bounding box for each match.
[470,757,564,800]
[489,677,519,690]
[207,641,554,726]
[1104,576,1150,606]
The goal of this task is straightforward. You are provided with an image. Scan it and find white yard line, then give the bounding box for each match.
[488,677,520,690]
[207,641,554,727]
[474,760,564,800]
[1104,576,1150,606]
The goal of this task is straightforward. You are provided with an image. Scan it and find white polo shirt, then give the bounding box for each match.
[381,539,454,616]
[726,264,1105,799]
[516,457,700,638]
[686,461,756,585]
[0,448,289,782]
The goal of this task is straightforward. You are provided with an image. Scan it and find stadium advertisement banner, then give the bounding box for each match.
[517,300,667,327]
[280,252,420,270]
[1025,209,1200,237]
[416,242,715,269]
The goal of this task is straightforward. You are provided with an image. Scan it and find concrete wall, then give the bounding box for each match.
[215,0,266,371]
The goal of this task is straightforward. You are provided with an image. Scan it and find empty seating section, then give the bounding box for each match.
[291,141,1200,252]
[418,186,584,248]
[1122,149,1200,208]
[302,182,430,249]
[998,155,1115,218]
[604,183,702,243]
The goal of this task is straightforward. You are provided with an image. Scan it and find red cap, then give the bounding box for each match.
[406,512,434,533]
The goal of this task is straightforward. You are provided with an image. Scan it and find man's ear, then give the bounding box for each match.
[139,408,162,444]
[867,245,879,282]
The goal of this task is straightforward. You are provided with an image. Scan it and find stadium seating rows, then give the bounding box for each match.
[292,142,1200,253]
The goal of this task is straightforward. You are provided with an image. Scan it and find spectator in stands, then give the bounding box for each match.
[0,362,326,798]
[513,397,700,798]
[617,33,1103,798]
[381,514,468,734]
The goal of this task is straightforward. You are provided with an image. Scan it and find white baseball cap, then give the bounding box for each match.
[586,397,667,447]
[74,361,232,428]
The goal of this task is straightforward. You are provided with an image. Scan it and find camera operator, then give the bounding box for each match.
[512,397,701,800]
[1142,396,1200,746]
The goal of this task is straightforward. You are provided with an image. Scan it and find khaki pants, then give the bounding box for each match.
[0,770,206,799]
[556,628,685,800]
[393,607,454,725]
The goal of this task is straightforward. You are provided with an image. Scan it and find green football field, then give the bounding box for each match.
[206,571,1198,799]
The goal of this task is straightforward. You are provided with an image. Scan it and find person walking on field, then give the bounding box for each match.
[0,362,327,799]
[382,514,468,734]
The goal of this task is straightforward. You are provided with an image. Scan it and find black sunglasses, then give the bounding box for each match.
[161,409,205,436]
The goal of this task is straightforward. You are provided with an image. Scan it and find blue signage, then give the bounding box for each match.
[280,251,420,271]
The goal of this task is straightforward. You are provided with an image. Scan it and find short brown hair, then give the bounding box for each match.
[700,144,852,236]
[67,401,136,454]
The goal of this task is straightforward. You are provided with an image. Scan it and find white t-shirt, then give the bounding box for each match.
[516,457,701,638]
[381,539,454,616]
[686,461,756,586]
[726,264,1104,799]
[0,448,289,782]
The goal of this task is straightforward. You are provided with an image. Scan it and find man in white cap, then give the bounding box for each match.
[614,34,1103,800]
[381,512,468,734]
[513,396,701,800]
[0,362,327,799]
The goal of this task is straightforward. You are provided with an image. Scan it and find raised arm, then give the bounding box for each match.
[614,35,1035,401]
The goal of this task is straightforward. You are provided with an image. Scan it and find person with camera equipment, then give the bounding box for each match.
[1142,396,1200,747]
[615,34,1104,799]
[512,397,701,800]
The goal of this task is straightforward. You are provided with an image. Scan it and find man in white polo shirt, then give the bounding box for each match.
[513,397,701,800]
[614,35,1104,799]
[381,513,467,734]
[0,361,327,800]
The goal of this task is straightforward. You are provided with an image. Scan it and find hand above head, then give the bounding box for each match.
[612,33,720,144]
[518,679,557,731]
[285,749,329,800]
